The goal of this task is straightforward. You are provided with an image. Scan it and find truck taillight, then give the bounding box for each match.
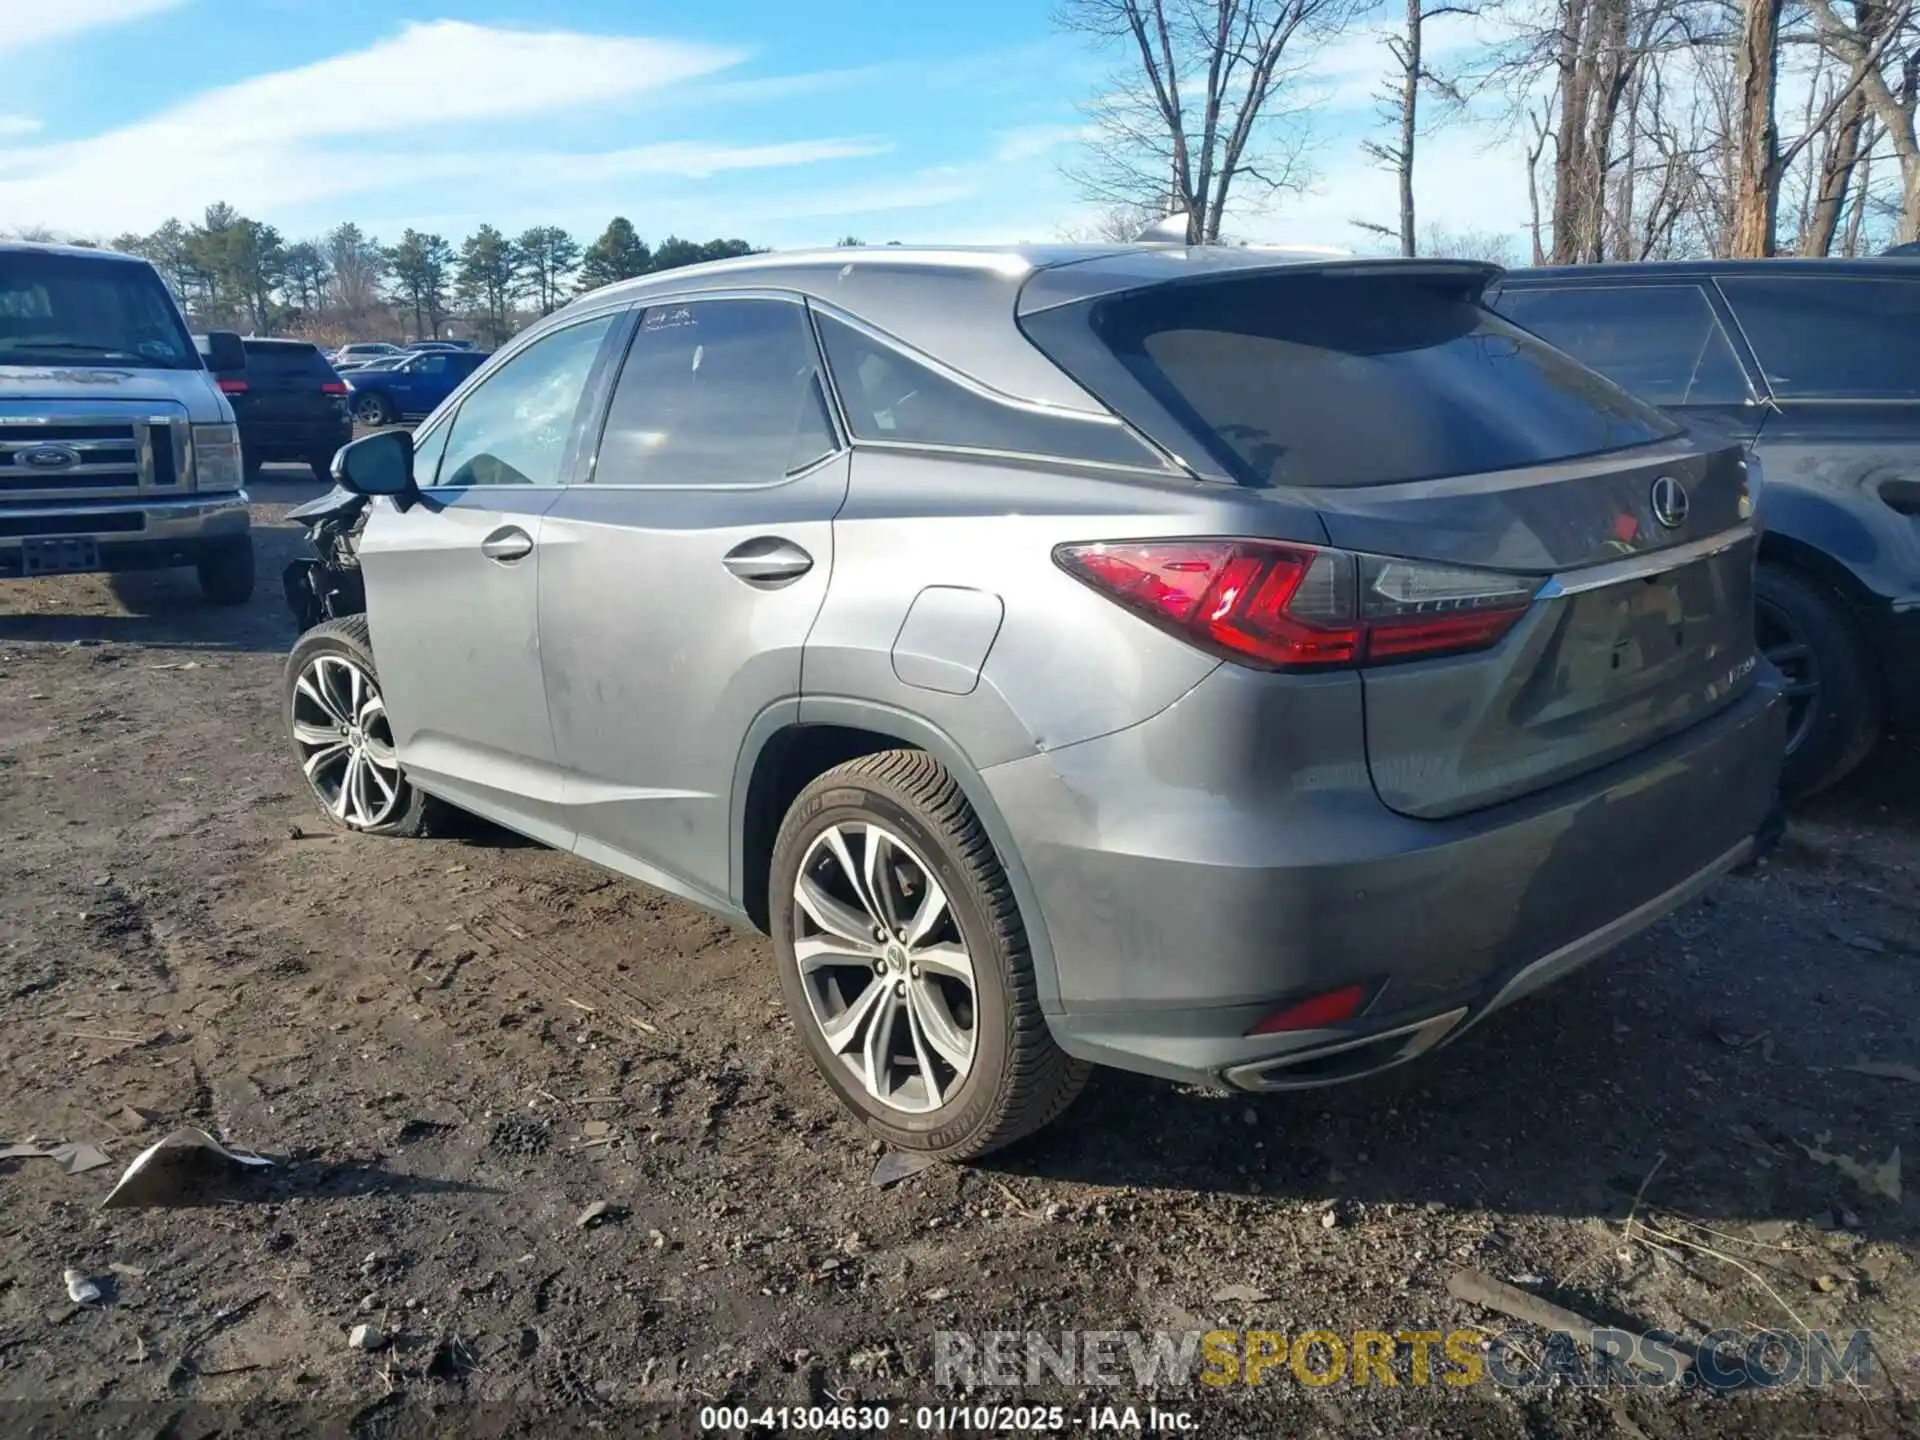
[321,381,347,395]
[217,378,248,395]
[1053,539,1542,671]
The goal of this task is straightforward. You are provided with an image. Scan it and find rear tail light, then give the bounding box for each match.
[1247,983,1373,1036]
[1054,538,1541,670]
[217,378,248,395]
[321,381,348,395]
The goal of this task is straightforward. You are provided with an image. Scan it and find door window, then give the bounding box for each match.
[434,315,616,488]
[593,297,837,486]
[1717,275,1920,400]
[1494,285,1751,407]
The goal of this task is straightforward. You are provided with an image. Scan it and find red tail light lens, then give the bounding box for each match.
[321,381,348,395]
[217,378,248,395]
[1055,539,1540,670]
[1247,983,1372,1035]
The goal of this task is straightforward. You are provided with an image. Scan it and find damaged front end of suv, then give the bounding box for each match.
[282,485,369,632]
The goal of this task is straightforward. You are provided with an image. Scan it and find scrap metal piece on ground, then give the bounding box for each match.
[869,1148,937,1189]
[97,1127,273,1210]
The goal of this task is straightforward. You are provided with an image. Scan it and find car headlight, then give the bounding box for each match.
[192,423,245,492]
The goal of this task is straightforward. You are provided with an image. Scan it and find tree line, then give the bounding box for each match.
[106,209,759,346]
[1059,0,1919,262]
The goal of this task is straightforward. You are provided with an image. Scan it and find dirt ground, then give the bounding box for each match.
[1,474,1917,1438]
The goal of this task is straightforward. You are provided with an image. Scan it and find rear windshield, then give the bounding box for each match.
[1717,275,1920,400]
[240,341,335,379]
[1025,273,1676,488]
[0,251,198,370]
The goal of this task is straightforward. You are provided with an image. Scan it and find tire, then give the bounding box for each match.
[353,392,394,427]
[284,615,439,838]
[770,750,1091,1159]
[196,535,255,606]
[1756,562,1881,798]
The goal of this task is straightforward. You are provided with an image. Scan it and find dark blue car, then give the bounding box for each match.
[343,348,487,426]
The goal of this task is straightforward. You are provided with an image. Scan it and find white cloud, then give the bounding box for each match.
[0,0,184,57]
[0,21,887,235]
[0,116,42,139]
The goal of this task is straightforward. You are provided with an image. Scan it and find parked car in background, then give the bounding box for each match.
[331,342,400,367]
[0,241,253,602]
[282,244,1783,1158]
[340,347,486,425]
[197,335,352,482]
[1490,259,1920,796]
[401,340,473,353]
[1883,241,1919,257]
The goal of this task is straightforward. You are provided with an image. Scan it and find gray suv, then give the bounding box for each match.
[285,245,1786,1158]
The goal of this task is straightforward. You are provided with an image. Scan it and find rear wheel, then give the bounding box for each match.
[770,750,1090,1159]
[196,536,255,606]
[352,392,394,427]
[1756,562,1881,797]
[284,616,438,837]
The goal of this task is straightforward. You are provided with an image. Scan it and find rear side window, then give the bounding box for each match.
[1495,285,1751,407]
[814,311,1164,469]
[1717,276,1920,400]
[1025,274,1675,489]
[594,297,836,487]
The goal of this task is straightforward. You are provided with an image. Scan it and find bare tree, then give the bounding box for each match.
[1057,0,1359,241]
[1360,1,1478,254]
[1806,0,1920,244]
[1056,200,1166,241]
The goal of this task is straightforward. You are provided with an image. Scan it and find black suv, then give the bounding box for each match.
[199,336,354,482]
[1490,260,1919,795]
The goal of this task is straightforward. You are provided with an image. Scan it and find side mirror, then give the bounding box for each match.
[332,428,419,510]
[203,330,246,373]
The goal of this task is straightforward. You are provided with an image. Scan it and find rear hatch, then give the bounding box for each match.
[230,340,345,430]
[1022,260,1761,819]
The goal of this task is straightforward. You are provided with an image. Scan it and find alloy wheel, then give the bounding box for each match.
[790,821,977,1115]
[1755,597,1821,757]
[290,653,404,829]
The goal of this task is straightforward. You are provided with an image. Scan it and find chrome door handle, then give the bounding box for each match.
[481,525,534,564]
[722,536,813,585]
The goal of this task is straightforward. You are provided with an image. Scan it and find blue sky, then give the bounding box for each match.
[0,0,1535,252]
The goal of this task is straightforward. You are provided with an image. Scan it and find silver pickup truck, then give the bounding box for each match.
[1,241,253,603]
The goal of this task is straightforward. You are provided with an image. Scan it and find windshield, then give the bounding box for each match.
[0,251,199,370]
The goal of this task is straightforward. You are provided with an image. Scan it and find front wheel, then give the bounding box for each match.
[770,750,1090,1159]
[284,616,439,837]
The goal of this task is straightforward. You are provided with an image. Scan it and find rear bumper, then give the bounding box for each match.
[0,493,250,577]
[982,665,1785,1089]
[239,419,352,463]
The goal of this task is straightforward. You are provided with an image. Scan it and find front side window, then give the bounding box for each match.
[1026,273,1676,489]
[1495,284,1751,407]
[594,297,837,487]
[1717,275,1920,400]
[434,315,615,488]
[0,252,196,369]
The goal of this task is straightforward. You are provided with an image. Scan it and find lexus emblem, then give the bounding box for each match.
[1650,475,1689,530]
[16,443,81,470]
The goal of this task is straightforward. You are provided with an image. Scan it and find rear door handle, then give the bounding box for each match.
[723,536,814,585]
[481,525,534,564]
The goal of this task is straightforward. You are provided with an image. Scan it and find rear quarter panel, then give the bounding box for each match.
[803,451,1329,764]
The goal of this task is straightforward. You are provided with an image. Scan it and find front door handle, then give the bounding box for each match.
[723,536,814,585]
[481,525,534,564]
